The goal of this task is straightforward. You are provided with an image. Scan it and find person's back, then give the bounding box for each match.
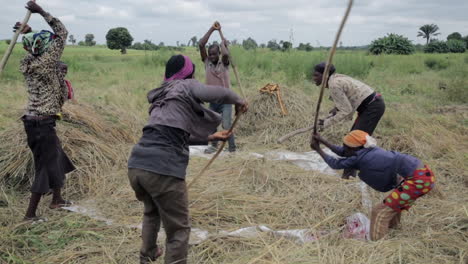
[328,73,374,111]
[350,147,421,192]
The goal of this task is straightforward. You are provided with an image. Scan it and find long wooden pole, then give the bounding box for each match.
[187,27,245,190]
[218,29,246,98]
[277,0,354,143]
[0,3,34,76]
[313,0,353,134]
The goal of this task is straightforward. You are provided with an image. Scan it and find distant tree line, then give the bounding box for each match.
[368,24,467,55]
[63,23,467,55]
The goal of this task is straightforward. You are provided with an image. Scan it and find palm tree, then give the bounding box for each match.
[418,24,441,44]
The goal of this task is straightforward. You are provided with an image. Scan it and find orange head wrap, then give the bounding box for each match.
[343,130,369,148]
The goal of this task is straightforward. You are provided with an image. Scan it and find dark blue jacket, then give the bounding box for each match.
[323,146,421,192]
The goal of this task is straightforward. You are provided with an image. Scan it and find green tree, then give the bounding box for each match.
[189,36,198,47]
[424,40,449,53]
[297,43,313,51]
[84,34,96,46]
[68,34,76,45]
[447,32,462,41]
[447,39,466,53]
[267,39,281,51]
[242,37,258,50]
[280,40,292,52]
[106,27,133,54]
[369,33,415,55]
[417,24,441,44]
[464,35,468,48]
[78,41,85,46]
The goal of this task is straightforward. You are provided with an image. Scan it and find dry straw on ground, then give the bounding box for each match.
[237,87,351,151]
[2,154,465,263]
[0,102,141,195]
[0,100,467,263]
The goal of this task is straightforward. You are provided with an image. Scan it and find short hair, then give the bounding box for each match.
[314,62,336,75]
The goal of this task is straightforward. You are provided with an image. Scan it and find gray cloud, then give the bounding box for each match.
[0,0,467,47]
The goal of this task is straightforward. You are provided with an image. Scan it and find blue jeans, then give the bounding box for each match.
[209,103,236,151]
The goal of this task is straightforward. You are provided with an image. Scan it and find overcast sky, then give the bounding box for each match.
[1,0,467,47]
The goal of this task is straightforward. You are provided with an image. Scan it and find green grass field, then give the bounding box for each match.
[0,41,467,263]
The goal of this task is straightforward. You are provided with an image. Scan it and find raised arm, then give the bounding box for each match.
[220,38,230,66]
[199,22,218,62]
[26,1,68,61]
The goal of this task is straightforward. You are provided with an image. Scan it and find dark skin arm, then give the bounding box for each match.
[310,137,328,161]
[199,21,219,62]
[312,133,343,156]
[13,1,45,34]
[26,1,46,15]
[219,27,230,66]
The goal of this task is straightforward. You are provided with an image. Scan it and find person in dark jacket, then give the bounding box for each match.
[127,54,248,264]
[311,130,435,240]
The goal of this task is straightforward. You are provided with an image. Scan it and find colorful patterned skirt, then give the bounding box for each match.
[384,166,435,212]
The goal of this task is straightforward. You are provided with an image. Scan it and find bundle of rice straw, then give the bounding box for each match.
[0,102,141,194]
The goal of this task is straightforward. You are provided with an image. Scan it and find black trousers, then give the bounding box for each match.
[351,96,385,135]
[23,117,75,194]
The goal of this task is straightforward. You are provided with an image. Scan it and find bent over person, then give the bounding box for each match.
[311,130,435,240]
[18,1,75,221]
[127,55,248,264]
[198,21,237,153]
[313,62,385,179]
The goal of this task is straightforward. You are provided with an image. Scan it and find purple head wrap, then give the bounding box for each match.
[164,55,194,81]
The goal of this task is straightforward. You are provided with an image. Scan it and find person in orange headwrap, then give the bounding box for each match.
[311,130,435,240]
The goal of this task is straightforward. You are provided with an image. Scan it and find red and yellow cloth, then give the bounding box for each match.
[384,166,435,212]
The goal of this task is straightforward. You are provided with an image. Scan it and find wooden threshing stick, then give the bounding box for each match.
[277,0,354,144]
[0,1,35,76]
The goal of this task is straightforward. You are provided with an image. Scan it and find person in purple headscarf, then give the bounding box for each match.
[127,54,248,264]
